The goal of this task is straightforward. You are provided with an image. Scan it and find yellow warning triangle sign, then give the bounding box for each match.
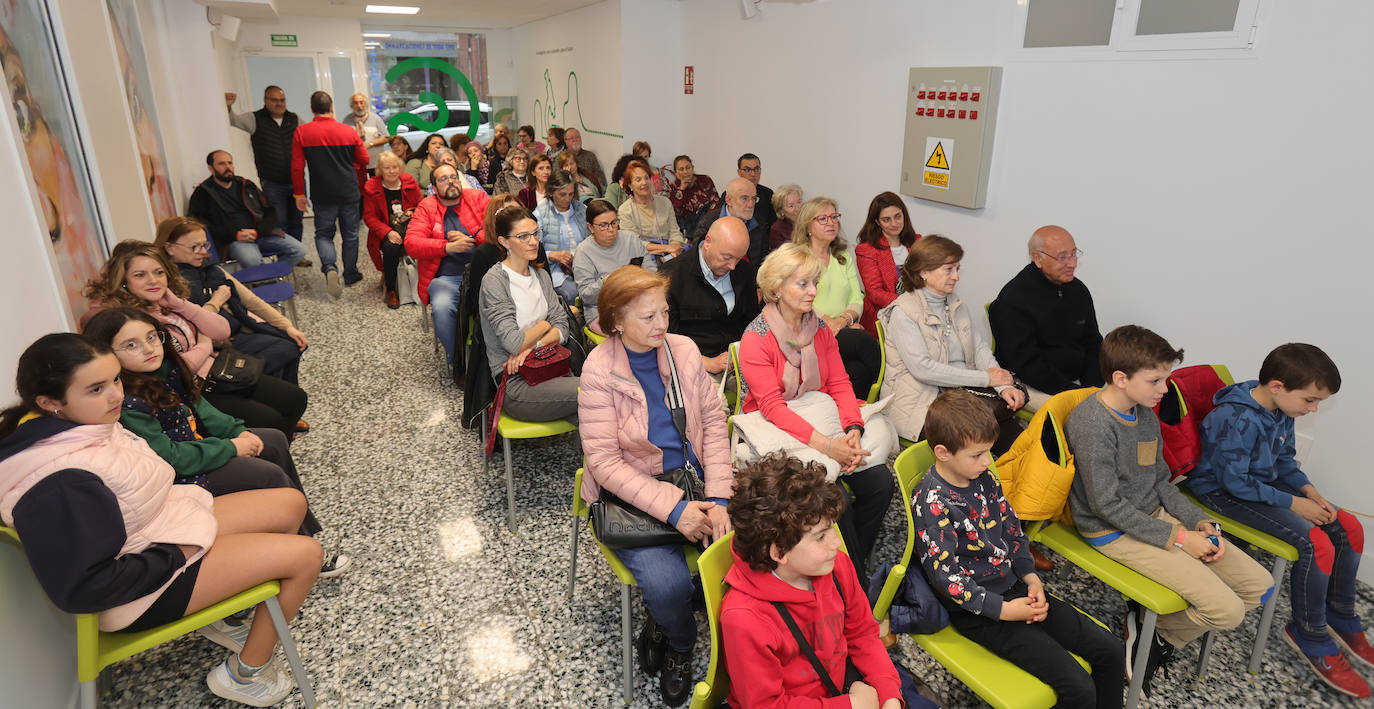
[925,142,949,170]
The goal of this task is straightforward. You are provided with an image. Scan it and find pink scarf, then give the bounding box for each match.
[762,302,822,400]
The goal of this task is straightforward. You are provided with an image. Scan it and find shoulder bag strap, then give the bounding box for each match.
[661,344,697,478]
[769,600,844,698]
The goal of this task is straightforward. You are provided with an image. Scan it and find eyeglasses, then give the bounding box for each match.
[434,175,462,184]
[506,231,539,242]
[173,241,210,254]
[592,219,620,231]
[115,330,165,354]
[1036,248,1083,264]
[739,166,761,174]
[813,214,842,225]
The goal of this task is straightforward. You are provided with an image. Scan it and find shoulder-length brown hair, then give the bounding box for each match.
[81,307,203,408]
[899,234,963,292]
[856,191,918,249]
[83,239,190,309]
[525,153,552,192]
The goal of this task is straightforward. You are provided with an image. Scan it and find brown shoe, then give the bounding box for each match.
[1031,544,1055,572]
[385,290,400,309]
[294,419,311,433]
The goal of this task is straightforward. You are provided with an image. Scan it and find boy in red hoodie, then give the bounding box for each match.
[722,454,902,709]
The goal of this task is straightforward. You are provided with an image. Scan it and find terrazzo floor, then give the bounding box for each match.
[101,228,1373,708]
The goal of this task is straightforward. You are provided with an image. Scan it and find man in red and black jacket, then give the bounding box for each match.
[292,91,369,298]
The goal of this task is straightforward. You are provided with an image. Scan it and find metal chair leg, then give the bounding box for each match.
[79,680,98,709]
[1125,610,1158,709]
[1196,630,1216,676]
[420,303,430,332]
[481,417,490,475]
[568,517,580,601]
[503,435,516,531]
[621,584,634,704]
[266,596,317,708]
[1250,557,1289,673]
[284,296,299,324]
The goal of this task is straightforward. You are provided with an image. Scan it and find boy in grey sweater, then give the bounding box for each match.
[1065,325,1271,695]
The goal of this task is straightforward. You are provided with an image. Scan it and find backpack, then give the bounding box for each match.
[1154,365,1227,480]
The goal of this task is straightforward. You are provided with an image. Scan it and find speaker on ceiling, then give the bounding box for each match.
[217,15,241,42]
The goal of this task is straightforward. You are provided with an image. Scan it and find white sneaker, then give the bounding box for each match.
[199,618,252,653]
[319,553,352,579]
[207,655,294,707]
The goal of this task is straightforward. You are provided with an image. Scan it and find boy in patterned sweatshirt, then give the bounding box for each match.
[915,390,1124,708]
[1187,343,1374,698]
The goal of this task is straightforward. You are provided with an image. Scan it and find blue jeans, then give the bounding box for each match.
[226,233,307,268]
[551,274,577,306]
[260,181,303,241]
[312,200,362,281]
[1194,484,1365,656]
[428,275,462,368]
[613,543,699,652]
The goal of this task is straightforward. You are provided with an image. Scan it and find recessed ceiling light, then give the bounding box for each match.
[362,32,392,37]
[365,5,419,14]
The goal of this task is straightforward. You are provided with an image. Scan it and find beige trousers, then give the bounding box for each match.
[1097,508,1273,646]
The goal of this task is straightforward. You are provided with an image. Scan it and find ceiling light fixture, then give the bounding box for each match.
[362,32,392,37]
[365,5,419,14]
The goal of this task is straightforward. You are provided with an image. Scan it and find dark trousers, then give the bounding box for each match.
[836,463,894,577]
[204,373,308,439]
[260,181,303,241]
[201,428,322,536]
[942,581,1125,709]
[836,327,881,400]
[232,331,302,385]
[381,238,405,293]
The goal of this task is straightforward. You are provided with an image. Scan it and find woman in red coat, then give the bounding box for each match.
[362,151,423,308]
[854,191,919,336]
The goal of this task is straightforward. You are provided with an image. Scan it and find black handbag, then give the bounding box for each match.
[590,344,704,549]
[204,347,265,393]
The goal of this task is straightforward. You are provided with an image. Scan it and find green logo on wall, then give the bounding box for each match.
[384,57,481,139]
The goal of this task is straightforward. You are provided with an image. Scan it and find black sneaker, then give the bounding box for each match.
[660,647,693,707]
[635,616,667,675]
[1124,600,1144,682]
[1140,632,1176,697]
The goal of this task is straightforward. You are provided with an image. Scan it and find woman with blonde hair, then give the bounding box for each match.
[736,242,893,576]
[791,197,881,399]
[578,264,732,706]
[878,234,1025,453]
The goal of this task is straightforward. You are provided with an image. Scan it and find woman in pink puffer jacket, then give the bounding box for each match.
[577,266,735,707]
[0,333,321,706]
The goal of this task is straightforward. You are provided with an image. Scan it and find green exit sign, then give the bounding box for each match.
[270,34,298,47]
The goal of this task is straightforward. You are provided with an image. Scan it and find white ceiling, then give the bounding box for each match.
[269,0,607,30]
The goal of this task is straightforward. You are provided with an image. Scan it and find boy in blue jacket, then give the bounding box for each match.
[1188,343,1372,698]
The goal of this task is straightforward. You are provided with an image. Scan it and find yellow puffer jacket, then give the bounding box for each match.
[995,387,1098,523]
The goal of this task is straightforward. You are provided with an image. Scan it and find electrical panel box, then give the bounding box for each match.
[899,66,1002,209]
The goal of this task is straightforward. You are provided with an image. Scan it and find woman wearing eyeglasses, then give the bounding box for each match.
[878,235,1026,455]
[478,205,582,422]
[574,199,654,328]
[792,197,881,400]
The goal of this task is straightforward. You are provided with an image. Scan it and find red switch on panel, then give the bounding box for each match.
[971,92,980,102]
[917,91,926,99]
[916,107,925,116]
[936,108,945,118]
[969,110,978,120]
[937,91,947,100]
[959,92,969,101]
[958,109,967,119]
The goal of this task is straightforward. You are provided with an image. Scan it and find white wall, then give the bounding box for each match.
[509,0,623,169]
[621,0,685,160]
[655,1,1374,578]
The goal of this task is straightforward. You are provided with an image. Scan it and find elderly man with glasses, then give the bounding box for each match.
[187,150,307,269]
[988,224,1104,411]
[404,163,491,369]
[690,177,769,265]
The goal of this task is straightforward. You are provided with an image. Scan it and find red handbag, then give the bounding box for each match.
[518,344,571,386]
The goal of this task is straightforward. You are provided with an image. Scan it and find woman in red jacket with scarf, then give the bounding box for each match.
[363,150,423,308]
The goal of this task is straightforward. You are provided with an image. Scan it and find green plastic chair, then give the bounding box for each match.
[1026,394,1215,709]
[688,532,735,709]
[584,325,608,346]
[1174,364,1299,674]
[728,342,743,416]
[868,318,887,404]
[874,443,1107,709]
[568,468,700,704]
[483,410,578,531]
[0,526,315,709]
